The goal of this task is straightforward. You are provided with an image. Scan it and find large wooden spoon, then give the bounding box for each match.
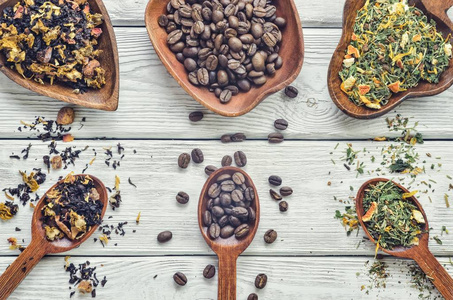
[356,178,453,298]
[198,167,260,300]
[0,174,108,299]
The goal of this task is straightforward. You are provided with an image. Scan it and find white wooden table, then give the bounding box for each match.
[0,0,453,299]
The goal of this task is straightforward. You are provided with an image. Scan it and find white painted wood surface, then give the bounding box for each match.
[0,0,453,299]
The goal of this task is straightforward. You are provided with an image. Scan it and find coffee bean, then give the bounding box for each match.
[220,225,235,238]
[197,68,209,86]
[157,231,173,243]
[158,15,169,27]
[176,191,189,204]
[189,111,203,122]
[203,210,212,226]
[268,175,282,186]
[274,119,288,130]
[220,193,232,206]
[220,180,236,192]
[231,133,246,142]
[191,148,204,163]
[217,173,232,182]
[221,134,232,143]
[269,189,282,201]
[205,165,218,175]
[173,272,187,286]
[228,215,242,227]
[279,200,288,212]
[268,132,284,143]
[219,89,232,103]
[280,186,293,196]
[247,207,256,221]
[234,224,250,238]
[206,55,218,71]
[184,58,197,72]
[285,86,298,98]
[232,172,246,185]
[231,189,244,202]
[232,207,248,218]
[221,155,233,166]
[237,79,251,92]
[203,264,216,279]
[234,151,247,167]
[167,29,183,44]
[275,17,287,28]
[264,229,277,244]
[209,223,221,239]
[255,273,268,289]
[218,215,229,227]
[208,183,221,198]
[178,153,191,168]
[244,187,255,201]
[248,293,258,300]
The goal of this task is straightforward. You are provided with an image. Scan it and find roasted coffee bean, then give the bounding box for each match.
[167,29,183,44]
[189,111,203,122]
[232,172,246,185]
[220,225,234,239]
[275,17,287,28]
[268,132,284,143]
[231,133,246,142]
[255,273,268,289]
[221,134,232,143]
[237,79,251,92]
[191,148,204,163]
[220,180,236,192]
[269,189,282,201]
[274,119,288,130]
[234,151,247,167]
[184,58,197,72]
[268,175,282,186]
[221,155,233,166]
[244,187,255,201]
[231,189,244,202]
[197,68,210,86]
[206,55,219,71]
[224,207,233,215]
[213,197,221,207]
[176,191,190,204]
[188,71,199,85]
[157,231,173,243]
[205,165,218,175]
[218,215,230,227]
[279,200,288,212]
[264,229,277,244]
[228,215,242,227]
[203,210,212,226]
[203,264,216,279]
[209,223,221,239]
[234,224,250,238]
[178,153,191,168]
[247,207,256,221]
[219,89,232,103]
[280,186,293,196]
[208,183,221,198]
[173,272,187,286]
[212,206,225,218]
[248,293,258,300]
[217,174,232,182]
[225,85,239,95]
[158,15,169,27]
[220,193,232,206]
[252,53,265,71]
[285,85,298,98]
[251,23,263,39]
[232,207,248,218]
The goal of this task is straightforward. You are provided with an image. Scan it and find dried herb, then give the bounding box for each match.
[0,0,106,92]
[362,181,426,250]
[339,0,452,109]
[335,206,359,236]
[0,201,18,220]
[65,257,106,298]
[3,168,46,206]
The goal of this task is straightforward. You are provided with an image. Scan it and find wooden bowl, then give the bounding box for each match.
[0,0,120,111]
[328,0,453,119]
[145,0,304,117]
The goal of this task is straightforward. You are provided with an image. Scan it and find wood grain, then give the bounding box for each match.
[0,140,451,257]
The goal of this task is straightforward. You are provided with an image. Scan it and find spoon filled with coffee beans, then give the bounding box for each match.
[198,166,260,300]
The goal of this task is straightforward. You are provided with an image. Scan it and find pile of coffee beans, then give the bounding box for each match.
[159,0,286,103]
[203,171,256,240]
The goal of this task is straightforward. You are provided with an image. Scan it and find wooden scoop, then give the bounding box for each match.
[328,0,453,119]
[356,178,453,298]
[0,174,108,299]
[198,167,260,300]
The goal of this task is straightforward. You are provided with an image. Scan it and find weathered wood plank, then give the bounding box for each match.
[0,28,453,140]
[0,140,452,256]
[0,255,450,299]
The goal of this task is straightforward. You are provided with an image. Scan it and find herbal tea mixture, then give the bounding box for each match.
[41,173,103,241]
[362,180,426,250]
[339,0,452,109]
[0,0,106,92]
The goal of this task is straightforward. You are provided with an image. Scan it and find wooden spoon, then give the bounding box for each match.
[198,167,260,300]
[328,0,453,119]
[0,174,108,299]
[356,178,453,298]
[0,0,119,111]
[145,0,304,117]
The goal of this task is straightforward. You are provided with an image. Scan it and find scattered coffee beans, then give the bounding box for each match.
[268,132,284,143]
[264,229,277,244]
[268,175,282,186]
[255,273,268,289]
[173,272,187,286]
[189,111,204,122]
[279,200,288,212]
[191,148,204,163]
[285,86,298,98]
[176,191,190,204]
[159,0,285,103]
[221,134,232,143]
[248,293,258,300]
[205,165,218,175]
[204,171,256,240]
[274,119,288,130]
[203,264,216,279]
[234,151,247,167]
[178,153,191,168]
[269,189,282,201]
[221,133,246,143]
[221,155,233,166]
[157,231,173,243]
[280,186,293,196]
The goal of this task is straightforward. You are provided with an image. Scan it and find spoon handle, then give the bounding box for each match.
[0,239,47,300]
[218,253,237,300]
[413,250,453,299]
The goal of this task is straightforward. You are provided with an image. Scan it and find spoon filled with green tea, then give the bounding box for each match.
[356,178,453,298]
[198,167,260,300]
[0,174,108,299]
